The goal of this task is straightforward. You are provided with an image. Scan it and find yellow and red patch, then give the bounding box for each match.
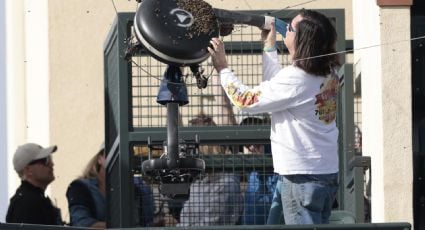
[226,83,261,108]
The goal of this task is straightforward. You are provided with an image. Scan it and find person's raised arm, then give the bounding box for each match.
[261,23,281,81]
[208,38,228,73]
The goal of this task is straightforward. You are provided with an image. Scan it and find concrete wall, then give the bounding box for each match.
[3,0,353,223]
[379,7,413,223]
[352,1,413,224]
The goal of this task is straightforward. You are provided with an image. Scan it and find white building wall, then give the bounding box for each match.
[353,1,413,224]
[24,0,50,146]
[3,0,52,221]
[352,0,384,221]
[3,0,27,222]
[0,0,8,222]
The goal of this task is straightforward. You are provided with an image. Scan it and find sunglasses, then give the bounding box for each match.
[28,156,52,166]
[287,20,296,33]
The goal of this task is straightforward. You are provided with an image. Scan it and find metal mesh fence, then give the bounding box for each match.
[131,25,290,129]
[133,152,276,227]
[129,24,285,227]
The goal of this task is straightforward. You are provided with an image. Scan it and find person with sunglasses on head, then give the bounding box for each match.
[66,143,155,228]
[208,9,340,225]
[6,143,63,226]
[66,143,107,228]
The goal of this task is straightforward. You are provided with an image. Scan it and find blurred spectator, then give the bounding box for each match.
[239,116,268,154]
[188,113,233,154]
[354,125,362,153]
[177,114,244,226]
[239,117,279,225]
[178,173,243,226]
[66,143,155,228]
[189,114,225,154]
[6,143,63,225]
[66,143,107,228]
[133,176,155,227]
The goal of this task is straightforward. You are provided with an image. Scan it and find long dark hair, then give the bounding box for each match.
[292,9,340,76]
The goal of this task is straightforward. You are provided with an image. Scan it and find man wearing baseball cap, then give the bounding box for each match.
[6,143,63,225]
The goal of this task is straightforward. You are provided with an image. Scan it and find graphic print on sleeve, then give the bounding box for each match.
[225,82,262,108]
[314,75,339,124]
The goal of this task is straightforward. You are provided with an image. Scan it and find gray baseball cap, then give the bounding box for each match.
[13,143,57,172]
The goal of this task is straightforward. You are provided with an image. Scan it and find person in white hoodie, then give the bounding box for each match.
[208,9,340,225]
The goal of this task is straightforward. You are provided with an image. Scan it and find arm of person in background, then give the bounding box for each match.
[66,180,106,228]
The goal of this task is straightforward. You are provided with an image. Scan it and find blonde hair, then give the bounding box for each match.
[80,149,104,179]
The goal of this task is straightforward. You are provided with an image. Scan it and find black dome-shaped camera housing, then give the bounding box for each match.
[134,0,219,66]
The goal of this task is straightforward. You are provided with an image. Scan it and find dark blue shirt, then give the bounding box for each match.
[66,177,155,227]
[66,178,106,227]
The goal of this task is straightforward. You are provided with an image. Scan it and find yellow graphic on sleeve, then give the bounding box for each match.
[314,75,339,124]
[225,83,262,108]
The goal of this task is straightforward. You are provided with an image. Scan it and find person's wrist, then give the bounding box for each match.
[263,42,276,52]
[219,68,231,74]
[263,46,276,52]
[216,65,228,73]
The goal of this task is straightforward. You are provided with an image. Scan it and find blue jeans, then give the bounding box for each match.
[267,173,338,225]
[281,173,338,224]
[266,179,285,224]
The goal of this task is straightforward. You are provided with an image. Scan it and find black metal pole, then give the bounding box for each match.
[167,102,179,169]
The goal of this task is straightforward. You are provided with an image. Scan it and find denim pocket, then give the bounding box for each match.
[299,182,328,212]
[281,174,339,224]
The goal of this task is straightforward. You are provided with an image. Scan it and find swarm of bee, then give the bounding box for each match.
[176,0,218,37]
